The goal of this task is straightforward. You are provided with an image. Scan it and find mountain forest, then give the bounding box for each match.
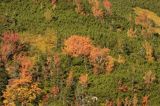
[0,0,160,106]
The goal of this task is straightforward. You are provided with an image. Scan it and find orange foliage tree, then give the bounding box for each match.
[50,86,60,96]
[89,47,110,74]
[3,56,42,106]
[88,0,104,19]
[135,12,155,37]
[75,0,85,15]
[63,35,116,74]
[142,95,149,106]
[63,35,93,57]
[103,0,112,15]
[79,73,88,87]
[66,71,74,87]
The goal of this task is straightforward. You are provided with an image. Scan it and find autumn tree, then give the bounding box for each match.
[89,47,110,74]
[0,32,20,63]
[134,7,160,37]
[63,35,116,75]
[143,41,154,62]
[63,35,93,57]
[88,0,104,19]
[79,73,88,87]
[3,56,42,106]
[75,73,88,105]
[142,96,149,106]
[143,70,156,87]
[75,0,85,15]
[66,71,74,87]
[103,0,112,15]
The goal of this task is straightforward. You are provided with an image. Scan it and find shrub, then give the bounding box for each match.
[44,9,53,21]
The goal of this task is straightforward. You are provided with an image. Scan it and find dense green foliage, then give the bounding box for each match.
[0,0,160,105]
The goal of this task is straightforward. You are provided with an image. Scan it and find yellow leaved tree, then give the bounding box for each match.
[20,28,57,53]
[134,7,160,35]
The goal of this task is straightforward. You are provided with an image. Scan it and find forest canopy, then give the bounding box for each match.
[0,0,160,106]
